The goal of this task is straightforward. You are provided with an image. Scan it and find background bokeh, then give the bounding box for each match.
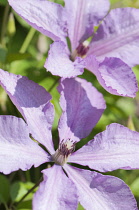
[0,0,139,209]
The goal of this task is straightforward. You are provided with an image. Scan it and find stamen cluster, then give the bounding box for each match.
[52,139,76,166]
[71,41,90,61]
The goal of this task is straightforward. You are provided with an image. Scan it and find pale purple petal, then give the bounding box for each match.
[8,0,67,42]
[64,165,138,210]
[88,8,139,67]
[45,41,85,78]
[69,123,139,172]
[33,165,78,210]
[64,0,110,51]
[0,116,49,175]
[0,69,55,154]
[85,56,138,97]
[84,54,99,75]
[58,78,106,143]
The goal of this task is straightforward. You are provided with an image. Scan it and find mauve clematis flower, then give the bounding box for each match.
[8,0,139,97]
[0,69,139,209]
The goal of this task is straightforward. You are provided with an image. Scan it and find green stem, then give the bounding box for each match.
[16,176,43,206]
[3,203,9,210]
[48,78,60,93]
[1,4,10,45]
[19,27,36,53]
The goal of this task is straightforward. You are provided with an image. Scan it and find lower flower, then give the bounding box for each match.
[0,69,139,209]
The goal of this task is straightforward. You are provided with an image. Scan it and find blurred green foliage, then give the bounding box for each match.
[0,174,10,205]
[0,0,139,209]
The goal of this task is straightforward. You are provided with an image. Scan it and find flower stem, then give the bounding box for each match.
[19,27,36,53]
[48,78,60,92]
[4,203,9,210]
[16,176,43,206]
[1,4,10,46]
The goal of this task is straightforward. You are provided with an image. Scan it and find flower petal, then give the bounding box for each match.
[0,116,49,174]
[8,0,67,41]
[89,8,139,67]
[64,0,110,51]
[85,56,138,97]
[45,41,85,78]
[33,165,78,210]
[58,78,106,143]
[69,123,139,172]
[64,165,138,210]
[0,69,55,154]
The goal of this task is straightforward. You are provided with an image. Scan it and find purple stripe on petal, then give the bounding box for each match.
[64,165,138,210]
[89,8,139,67]
[69,123,139,172]
[0,116,49,174]
[33,165,78,210]
[58,77,106,143]
[0,69,55,154]
[64,0,110,51]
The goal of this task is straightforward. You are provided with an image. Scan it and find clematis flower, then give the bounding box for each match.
[8,0,139,97]
[0,68,139,209]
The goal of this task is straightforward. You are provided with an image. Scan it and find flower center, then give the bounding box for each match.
[71,40,90,61]
[52,139,75,166]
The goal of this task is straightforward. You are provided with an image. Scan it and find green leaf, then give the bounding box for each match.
[0,174,10,204]
[130,177,139,197]
[77,203,84,210]
[10,181,34,202]
[10,182,20,202]
[6,52,31,63]
[17,200,32,210]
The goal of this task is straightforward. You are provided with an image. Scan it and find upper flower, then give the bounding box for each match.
[0,68,139,209]
[8,0,139,97]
